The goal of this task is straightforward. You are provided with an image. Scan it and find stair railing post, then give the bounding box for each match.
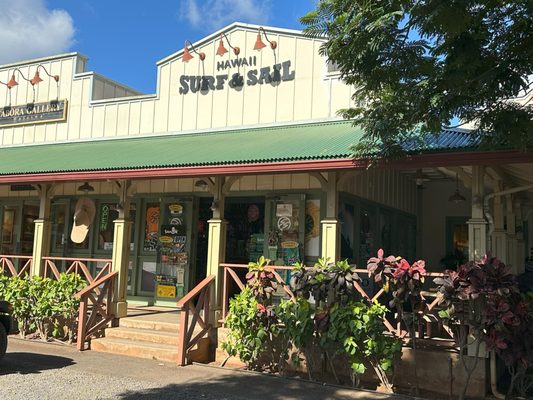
[177,303,189,366]
[77,297,88,351]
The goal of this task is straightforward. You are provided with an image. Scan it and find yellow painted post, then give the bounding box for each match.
[31,184,52,276]
[206,218,227,295]
[320,172,339,263]
[111,218,132,318]
[467,166,487,261]
[321,219,338,263]
[206,176,227,325]
[491,189,507,263]
[110,180,132,319]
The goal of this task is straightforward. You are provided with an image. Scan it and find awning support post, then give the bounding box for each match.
[111,180,132,319]
[314,172,339,263]
[31,184,55,276]
[206,176,227,325]
[467,166,487,261]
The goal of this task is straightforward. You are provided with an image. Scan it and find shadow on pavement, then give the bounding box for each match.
[116,373,399,400]
[0,352,75,376]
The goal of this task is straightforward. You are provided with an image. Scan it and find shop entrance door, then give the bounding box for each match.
[225,197,265,264]
[135,198,194,305]
[265,194,306,266]
[191,197,212,287]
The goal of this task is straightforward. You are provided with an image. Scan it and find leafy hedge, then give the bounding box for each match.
[0,273,87,342]
[222,257,401,391]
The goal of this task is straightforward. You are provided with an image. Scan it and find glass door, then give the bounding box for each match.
[265,194,306,266]
[155,199,193,302]
[137,200,160,296]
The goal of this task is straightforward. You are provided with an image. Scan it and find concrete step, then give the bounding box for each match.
[118,317,180,333]
[91,336,212,364]
[91,337,180,363]
[105,327,180,346]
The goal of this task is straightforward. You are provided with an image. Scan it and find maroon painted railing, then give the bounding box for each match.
[220,263,295,325]
[176,274,215,366]
[0,255,32,277]
[42,256,112,284]
[220,263,453,343]
[75,270,118,351]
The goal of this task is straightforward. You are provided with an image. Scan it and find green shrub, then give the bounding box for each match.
[0,272,87,342]
[222,287,281,370]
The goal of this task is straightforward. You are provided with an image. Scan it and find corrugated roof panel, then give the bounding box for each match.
[0,121,363,175]
[402,129,479,153]
[0,122,485,176]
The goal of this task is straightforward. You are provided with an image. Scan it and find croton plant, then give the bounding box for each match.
[366,248,427,308]
[434,254,533,372]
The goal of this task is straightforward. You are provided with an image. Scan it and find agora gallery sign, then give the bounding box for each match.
[178,58,295,95]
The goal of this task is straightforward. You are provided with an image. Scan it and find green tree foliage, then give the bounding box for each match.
[301,1,533,158]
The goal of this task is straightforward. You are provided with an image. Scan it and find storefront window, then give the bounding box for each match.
[226,199,265,264]
[1,206,17,254]
[339,202,355,261]
[267,196,305,266]
[141,260,156,292]
[358,207,375,265]
[20,204,39,254]
[143,203,160,252]
[379,211,393,256]
[50,204,66,251]
[97,202,137,251]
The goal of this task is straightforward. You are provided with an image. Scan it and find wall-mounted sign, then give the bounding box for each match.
[179,60,295,95]
[277,216,292,231]
[0,100,67,128]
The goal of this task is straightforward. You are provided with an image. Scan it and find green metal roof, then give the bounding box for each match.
[0,121,363,175]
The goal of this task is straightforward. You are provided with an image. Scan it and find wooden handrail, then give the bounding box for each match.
[42,257,112,284]
[0,255,32,277]
[75,270,117,351]
[0,255,32,259]
[177,275,215,308]
[75,271,118,298]
[43,256,112,263]
[177,274,215,366]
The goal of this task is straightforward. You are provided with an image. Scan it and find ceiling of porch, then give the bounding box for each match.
[403,163,533,208]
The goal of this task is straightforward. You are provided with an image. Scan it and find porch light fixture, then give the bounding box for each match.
[9,68,36,103]
[2,65,60,103]
[7,73,18,89]
[77,182,95,193]
[448,174,466,204]
[216,33,240,57]
[254,27,277,51]
[31,64,60,86]
[182,40,206,63]
[194,179,209,190]
[0,78,13,107]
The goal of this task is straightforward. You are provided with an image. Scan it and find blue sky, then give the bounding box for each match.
[0,0,314,93]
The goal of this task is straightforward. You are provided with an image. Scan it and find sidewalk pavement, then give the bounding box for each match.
[0,337,409,400]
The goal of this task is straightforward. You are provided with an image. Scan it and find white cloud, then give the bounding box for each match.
[0,0,75,65]
[181,0,272,32]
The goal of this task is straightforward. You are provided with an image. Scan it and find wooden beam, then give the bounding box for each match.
[437,167,472,189]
